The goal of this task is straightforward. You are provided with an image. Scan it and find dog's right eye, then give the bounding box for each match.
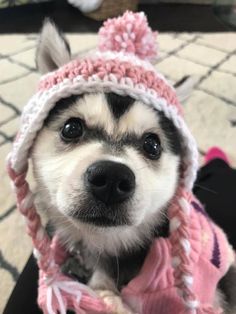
[60,118,84,142]
[142,133,162,160]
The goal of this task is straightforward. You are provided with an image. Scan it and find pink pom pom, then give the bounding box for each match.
[98,11,158,61]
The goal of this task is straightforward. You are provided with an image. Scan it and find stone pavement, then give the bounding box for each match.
[0,32,236,312]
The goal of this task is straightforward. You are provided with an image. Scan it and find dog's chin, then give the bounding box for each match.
[64,199,131,228]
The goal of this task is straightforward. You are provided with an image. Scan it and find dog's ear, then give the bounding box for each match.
[36,19,71,74]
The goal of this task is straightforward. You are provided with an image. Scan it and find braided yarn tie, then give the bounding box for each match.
[7,160,52,271]
[7,158,109,314]
[169,188,199,314]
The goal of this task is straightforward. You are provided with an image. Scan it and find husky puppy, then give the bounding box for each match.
[33,91,181,290]
[31,21,236,313]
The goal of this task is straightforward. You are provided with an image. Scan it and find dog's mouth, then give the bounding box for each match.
[76,214,120,227]
[67,200,130,227]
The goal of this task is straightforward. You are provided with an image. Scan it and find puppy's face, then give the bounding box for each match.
[32,92,182,253]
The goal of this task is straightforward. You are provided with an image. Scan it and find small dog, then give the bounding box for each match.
[31,21,236,313]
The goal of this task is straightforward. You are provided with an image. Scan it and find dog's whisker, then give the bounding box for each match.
[92,251,102,272]
[193,183,217,195]
[134,166,149,171]
[115,253,120,288]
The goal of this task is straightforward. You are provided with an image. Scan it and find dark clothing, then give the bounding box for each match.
[194,159,236,250]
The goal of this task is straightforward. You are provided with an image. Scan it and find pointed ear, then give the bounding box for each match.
[36,19,71,74]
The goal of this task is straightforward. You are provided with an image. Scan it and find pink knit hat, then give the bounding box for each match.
[7,11,200,314]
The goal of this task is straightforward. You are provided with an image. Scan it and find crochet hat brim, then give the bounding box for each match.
[9,75,198,190]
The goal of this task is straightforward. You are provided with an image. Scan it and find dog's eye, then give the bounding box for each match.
[143,133,162,159]
[60,118,83,142]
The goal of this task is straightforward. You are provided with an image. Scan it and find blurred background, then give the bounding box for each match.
[0,0,236,312]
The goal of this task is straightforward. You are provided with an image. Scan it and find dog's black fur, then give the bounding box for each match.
[105,92,135,119]
[45,95,80,126]
[219,265,236,312]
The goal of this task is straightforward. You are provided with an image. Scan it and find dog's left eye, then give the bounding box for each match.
[60,118,84,142]
[142,133,162,159]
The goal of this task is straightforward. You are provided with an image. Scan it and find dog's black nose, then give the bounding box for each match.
[85,161,135,205]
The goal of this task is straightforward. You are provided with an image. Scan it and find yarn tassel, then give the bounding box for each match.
[38,270,110,314]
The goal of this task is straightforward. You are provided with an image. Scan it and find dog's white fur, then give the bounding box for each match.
[32,93,180,256]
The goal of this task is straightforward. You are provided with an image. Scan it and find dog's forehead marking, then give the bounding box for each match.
[77,93,115,134]
[76,93,159,137]
[118,102,158,136]
[105,93,135,119]
[46,93,163,147]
